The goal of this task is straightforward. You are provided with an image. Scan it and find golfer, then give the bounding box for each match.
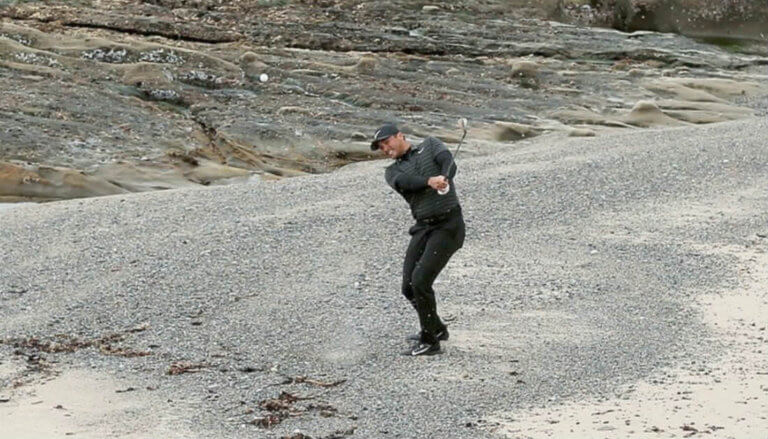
[371,123,466,356]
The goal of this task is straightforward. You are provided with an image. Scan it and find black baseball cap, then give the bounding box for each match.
[370,123,399,150]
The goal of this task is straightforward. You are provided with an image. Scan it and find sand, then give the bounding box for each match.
[0,365,194,439]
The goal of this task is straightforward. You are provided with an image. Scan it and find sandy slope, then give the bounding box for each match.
[1,119,767,438]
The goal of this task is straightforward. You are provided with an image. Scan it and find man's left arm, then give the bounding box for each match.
[430,137,456,179]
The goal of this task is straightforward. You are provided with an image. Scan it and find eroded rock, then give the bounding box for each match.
[0,161,127,201]
[0,1,766,201]
[623,100,685,127]
[555,0,768,44]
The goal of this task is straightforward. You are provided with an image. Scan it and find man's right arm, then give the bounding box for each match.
[386,167,429,193]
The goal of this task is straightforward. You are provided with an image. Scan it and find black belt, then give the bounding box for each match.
[421,207,459,225]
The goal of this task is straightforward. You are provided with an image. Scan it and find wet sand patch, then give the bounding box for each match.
[0,367,196,439]
[484,245,768,438]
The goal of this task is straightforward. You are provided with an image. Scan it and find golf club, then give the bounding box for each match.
[438,117,468,195]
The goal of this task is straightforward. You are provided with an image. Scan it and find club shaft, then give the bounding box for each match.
[445,129,466,177]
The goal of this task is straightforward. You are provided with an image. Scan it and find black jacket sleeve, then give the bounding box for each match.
[425,137,456,179]
[435,150,456,179]
[386,166,429,193]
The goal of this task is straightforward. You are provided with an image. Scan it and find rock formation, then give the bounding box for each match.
[1,0,766,201]
[556,0,768,42]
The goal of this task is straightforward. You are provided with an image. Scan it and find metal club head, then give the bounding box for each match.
[458,117,468,132]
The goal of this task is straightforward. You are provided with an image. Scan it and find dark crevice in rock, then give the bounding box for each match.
[0,8,241,44]
[277,40,573,60]
[189,114,225,162]
[58,20,241,44]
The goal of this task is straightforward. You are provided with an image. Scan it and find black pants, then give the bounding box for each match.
[402,207,465,344]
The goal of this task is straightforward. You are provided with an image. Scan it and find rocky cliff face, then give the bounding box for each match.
[1,0,767,201]
[557,0,768,42]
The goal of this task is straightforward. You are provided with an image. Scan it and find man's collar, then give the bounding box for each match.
[398,145,415,161]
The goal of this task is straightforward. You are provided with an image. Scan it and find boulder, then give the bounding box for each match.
[494,122,542,141]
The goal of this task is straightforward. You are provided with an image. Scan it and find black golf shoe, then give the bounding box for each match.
[407,328,449,342]
[403,341,441,356]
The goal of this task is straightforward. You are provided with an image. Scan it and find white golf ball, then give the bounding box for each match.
[259,73,269,83]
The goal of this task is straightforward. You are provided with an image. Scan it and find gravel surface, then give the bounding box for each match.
[2,118,768,438]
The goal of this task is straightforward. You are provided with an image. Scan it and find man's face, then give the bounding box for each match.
[379,132,408,159]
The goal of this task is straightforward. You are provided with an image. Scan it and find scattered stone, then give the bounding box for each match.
[241,56,270,81]
[167,361,207,375]
[139,48,185,64]
[250,413,285,428]
[510,60,540,79]
[143,88,182,103]
[121,63,174,87]
[283,376,346,388]
[278,106,313,116]
[494,121,542,141]
[179,70,224,88]
[238,51,260,65]
[82,47,130,64]
[354,55,376,75]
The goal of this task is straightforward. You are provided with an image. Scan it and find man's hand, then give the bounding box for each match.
[428,175,449,191]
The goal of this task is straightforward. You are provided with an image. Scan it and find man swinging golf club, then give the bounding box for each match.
[371,120,467,356]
